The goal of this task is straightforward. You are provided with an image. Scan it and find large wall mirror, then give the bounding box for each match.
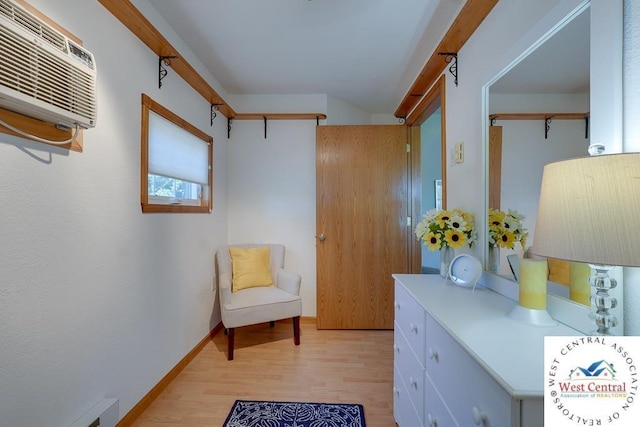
[482,3,612,316]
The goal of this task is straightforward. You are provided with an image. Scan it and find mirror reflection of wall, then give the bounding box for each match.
[486,5,591,305]
[420,105,442,274]
[489,95,590,267]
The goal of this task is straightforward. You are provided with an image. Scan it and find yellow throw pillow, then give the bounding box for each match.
[230,246,273,292]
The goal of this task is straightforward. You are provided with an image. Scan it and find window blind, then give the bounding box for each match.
[148,111,209,185]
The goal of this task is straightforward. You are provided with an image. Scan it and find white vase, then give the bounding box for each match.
[439,246,455,278]
[488,246,499,273]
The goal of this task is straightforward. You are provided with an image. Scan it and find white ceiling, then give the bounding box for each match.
[146,0,459,114]
[145,0,590,114]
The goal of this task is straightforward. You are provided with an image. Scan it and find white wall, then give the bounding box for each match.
[226,119,318,315]
[0,0,228,425]
[326,95,370,124]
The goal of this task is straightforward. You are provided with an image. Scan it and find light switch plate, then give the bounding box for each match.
[454,142,464,164]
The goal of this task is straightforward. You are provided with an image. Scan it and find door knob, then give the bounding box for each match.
[318,233,326,241]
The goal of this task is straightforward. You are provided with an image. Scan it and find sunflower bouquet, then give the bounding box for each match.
[415,208,477,251]
[488,208,528,250]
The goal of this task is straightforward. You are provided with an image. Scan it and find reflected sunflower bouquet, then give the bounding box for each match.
[415,208,477,251]
[488,208,528,250]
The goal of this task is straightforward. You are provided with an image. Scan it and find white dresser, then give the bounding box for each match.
[392,274,581,427]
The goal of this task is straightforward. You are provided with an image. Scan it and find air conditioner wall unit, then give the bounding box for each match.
[0,0,97,129]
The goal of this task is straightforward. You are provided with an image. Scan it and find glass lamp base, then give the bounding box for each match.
[588,264,618,336]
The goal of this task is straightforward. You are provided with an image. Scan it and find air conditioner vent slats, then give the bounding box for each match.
[0,0,96,129]
[0,0,65,51]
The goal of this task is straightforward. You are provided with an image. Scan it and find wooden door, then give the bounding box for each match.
[316,125,410,329]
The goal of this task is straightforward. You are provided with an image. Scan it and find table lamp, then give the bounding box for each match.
[531,153,640,335]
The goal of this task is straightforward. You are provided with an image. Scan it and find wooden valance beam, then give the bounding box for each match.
[97,1,327,123]
[489,112,590,121]
[97,0,235,118]
[490,112,591,139]
[394,0,499,119]
[233,113,327,121]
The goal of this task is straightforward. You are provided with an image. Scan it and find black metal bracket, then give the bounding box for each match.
[544,117,552,139]
[211,104,222,126]
[158,56,178,89]
[316,116,320,126]
[584,116,589,139]
[490,117,497,126]
[227,117,233,139]
[438,52,458,86]
[263,116,268,139]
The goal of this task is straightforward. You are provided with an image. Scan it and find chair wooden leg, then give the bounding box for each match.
[293,316,300,345]
[227,327,235,360]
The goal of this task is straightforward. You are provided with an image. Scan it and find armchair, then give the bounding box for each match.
[215,244,302,360]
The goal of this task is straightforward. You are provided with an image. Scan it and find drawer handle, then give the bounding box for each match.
[428,347,439,362]
[409,376,418,389]
[394,344,400,354]
[394,301,400,310]
[410,323,418,334]
[393,387,400,397]
[427,413,438,427]
[472,406,487,425]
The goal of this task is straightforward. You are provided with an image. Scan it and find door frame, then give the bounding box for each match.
[405,74,447,274]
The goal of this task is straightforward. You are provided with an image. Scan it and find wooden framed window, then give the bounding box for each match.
[141,94,212,213]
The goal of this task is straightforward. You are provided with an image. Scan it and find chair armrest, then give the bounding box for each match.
[218,270,233,305]
[276,268,301,296]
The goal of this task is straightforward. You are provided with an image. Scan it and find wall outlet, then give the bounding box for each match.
[454,142,464,164]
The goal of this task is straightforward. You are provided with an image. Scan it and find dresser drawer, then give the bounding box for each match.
[394,364,424,427]
[394,281,426,363]
[394,322,425,421]
[425,373,458,427]
[425,313,513,427]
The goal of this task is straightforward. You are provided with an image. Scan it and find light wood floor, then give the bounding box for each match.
[132,318,395,426]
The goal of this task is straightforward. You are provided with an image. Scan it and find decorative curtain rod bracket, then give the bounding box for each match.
[211,104,222,126]
[227,117,233,139]
[158,55,178,89]
[544,117,553,139]
[438,52,458,86]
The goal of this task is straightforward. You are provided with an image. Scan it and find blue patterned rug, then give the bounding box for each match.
[223,400,367,427]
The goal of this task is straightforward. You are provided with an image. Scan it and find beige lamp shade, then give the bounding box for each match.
[532,153,640,267]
